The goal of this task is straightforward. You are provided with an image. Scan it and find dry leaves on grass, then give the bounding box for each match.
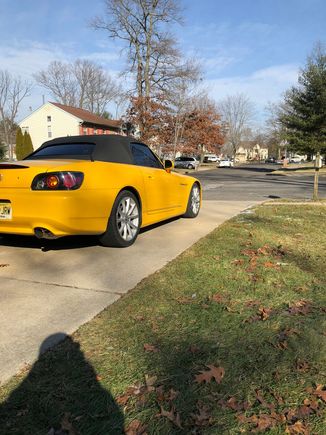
[287,300,312,316]
[157,406,182,429]
[274,327,298,350]
[155,386,179,403]
[237,411,285,432]
[231,259,245,266]
[307,384,326,402]
[143,343,159,353]
[47,413,78,435]
[195,365,225,384]
[254,390,275,411]
[245,307,273,323]
[285,420,310,435]
[191,403,213,427]
[218,396,250,412]
[125,419,147,435]
[295,360,310,373]
[116,376,158,406]
[263,261,280,270]
[210,293,226,303]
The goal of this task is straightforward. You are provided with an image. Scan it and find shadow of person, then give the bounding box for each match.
[0,333,125,434]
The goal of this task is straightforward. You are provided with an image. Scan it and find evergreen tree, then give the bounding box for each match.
[280,43,326,199]
[24,132,34,157]
[15,127,24,160]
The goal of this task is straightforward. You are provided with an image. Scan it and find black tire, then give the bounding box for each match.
[187,164,194,169]
[183,183,201,218]
[99,190,141,247]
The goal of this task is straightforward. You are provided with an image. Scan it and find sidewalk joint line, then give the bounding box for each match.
[1,276,125,296]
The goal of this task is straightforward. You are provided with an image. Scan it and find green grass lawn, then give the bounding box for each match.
[0,204,325,434]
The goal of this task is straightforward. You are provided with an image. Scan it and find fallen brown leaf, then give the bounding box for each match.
[219,396,249,412]
[116,393,130,406]
[311,384,326,402]
[143,343,159,353]
[195,365,225,384]
[263,261,280,269]
[255,389,275,411]
[295,360,310,373]
[287,300,312,316]
[125,419,147,435]
[285,420,310,435]
[157,406,182,429]
[211,293,225,303]
[145,374,157,392]
[0,263,9,267]
[191,403,212,427]
[134,315,145,321]
[231,259,244,266]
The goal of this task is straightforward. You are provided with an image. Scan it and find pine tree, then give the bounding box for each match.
[24,132,34,157]
[15,127,24,160]
[280,43,326,199]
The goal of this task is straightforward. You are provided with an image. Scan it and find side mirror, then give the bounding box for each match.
[164,159,173,173]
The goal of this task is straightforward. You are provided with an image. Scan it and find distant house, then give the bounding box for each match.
[236,142,268,162]
[19,102,123,150]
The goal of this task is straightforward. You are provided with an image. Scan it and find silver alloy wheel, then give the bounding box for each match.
[116,196,139,242]
[191,185,200,215]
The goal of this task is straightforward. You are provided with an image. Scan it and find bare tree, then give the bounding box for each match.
[91,0,197,98]
[35,59,123,116]
[219,93,254,157]
[0,70,32,160]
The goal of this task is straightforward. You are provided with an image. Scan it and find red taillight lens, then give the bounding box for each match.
[32,172,84,190]
[62,173,77,189]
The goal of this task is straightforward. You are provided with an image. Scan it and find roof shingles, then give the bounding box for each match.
[51,102,121,129]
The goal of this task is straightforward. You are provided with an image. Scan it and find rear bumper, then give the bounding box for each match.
[0,188,117,237]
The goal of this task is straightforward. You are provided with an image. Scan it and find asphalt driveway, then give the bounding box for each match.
[0,199,257,383]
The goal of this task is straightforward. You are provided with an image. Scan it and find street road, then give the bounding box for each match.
[196,164,326,201]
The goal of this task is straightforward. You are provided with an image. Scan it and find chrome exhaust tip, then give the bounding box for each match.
[34,227,58,240]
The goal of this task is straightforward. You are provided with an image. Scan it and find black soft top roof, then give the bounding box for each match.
[33,135,137,164]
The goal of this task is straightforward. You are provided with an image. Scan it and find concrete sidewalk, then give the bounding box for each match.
[0,199,258,384]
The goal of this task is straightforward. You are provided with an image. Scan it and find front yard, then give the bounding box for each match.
[0,203,325,434]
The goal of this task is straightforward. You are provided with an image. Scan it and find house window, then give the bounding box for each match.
[47,116,51,122]
[83,127,87,135]
[48,125,52,138]
[94,128,98,135]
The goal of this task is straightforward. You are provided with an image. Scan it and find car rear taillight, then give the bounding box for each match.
[31,172,84,190]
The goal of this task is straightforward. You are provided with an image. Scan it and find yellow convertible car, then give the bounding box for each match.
[0,135,201,247]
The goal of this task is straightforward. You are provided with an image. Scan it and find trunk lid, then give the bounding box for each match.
[0,160,81,189]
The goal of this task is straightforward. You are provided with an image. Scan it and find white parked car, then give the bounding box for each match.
[218,159,234,168]
[203,154,219,163]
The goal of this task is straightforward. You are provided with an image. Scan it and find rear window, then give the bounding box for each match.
[26,143,96,160]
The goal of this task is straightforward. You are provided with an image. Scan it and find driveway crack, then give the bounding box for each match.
[0,276,125,295]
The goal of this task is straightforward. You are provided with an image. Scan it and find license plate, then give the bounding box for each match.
[0,202,12,220]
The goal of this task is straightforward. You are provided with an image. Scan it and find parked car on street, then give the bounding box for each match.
[265,157,277,164]
[0,135,201,247]
[289,156,305,163]
[174,156,199,170]
[203,154,219,163]
[218,159,234,168]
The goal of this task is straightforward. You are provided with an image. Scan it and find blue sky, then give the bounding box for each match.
[0,0,325,124]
